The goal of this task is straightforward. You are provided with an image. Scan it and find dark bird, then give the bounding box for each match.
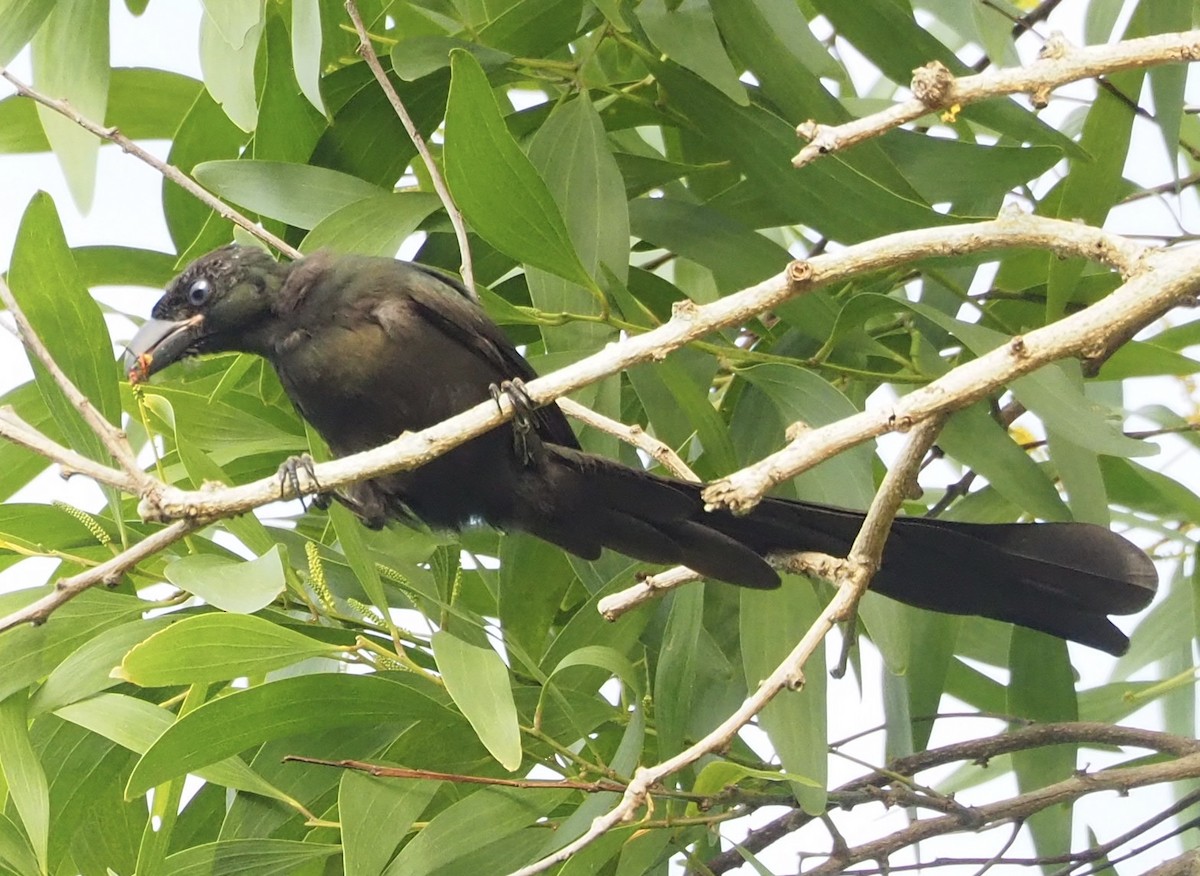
[128,245,1157,654]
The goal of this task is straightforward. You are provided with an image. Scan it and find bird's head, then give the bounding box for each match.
[126,244,284,382]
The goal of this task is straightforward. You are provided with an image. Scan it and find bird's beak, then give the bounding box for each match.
[125,314,205,383]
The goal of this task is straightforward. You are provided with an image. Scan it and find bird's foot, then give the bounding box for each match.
[277,453,327,510]
[490,378,541,464]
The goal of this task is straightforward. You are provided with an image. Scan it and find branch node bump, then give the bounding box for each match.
[1039,31,1071,61]
[670,298,699,321]
[787,259,815,288]
[785,668,806,691]
[784,420,811,442]
[1009,335,1028,358]
[910,61,955,108]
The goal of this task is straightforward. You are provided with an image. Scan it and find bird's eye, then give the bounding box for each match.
[187,278,212,307]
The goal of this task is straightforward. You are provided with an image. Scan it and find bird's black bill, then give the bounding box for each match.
[125,315,203,383]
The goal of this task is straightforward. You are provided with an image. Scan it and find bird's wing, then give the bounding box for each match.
[382,261,581,449]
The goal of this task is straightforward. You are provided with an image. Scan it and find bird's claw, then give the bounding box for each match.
[278,453,326,510]
[490,378,540,464]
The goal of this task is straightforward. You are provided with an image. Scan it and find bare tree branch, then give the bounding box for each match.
[707,723,1200,873]
[0,406,141,493]
[0,519,200,634]
[794,30,1200,167]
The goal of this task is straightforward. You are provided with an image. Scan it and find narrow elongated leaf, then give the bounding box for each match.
[118,613,336,686]
[127,674,449,795]
[340,774,440,876]
[0,811,40,876]
[56,693,303,804]
[301,192,441,257]
[31,0,108,210]
[198,0,263,131]
[8,194,123,473]
[0,588,145,701]
[290,0,326,115]
[741,582,826,813]
[30,617,174,715]
[0,697,48,871]
[1009,630,1077,860]
[433,631,522,770]
[386,787,571,875]
[638,0,746,104]
[445,50,595,289]
[162,839,340,875]
[0,0,57,65]
[193,159,385,229]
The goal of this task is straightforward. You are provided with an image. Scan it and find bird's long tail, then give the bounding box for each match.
[516,447,1157,655]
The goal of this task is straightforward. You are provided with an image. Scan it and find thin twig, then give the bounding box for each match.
[806,751,1200,874]
[0,68,297,259]
[0,519,200,633]
[343,0,475,295]
[706,722,1200,873]
[283,755,626,792]
[557,397,698,481]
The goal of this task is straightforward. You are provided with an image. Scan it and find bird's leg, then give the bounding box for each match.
[490,377,543,465]
[277,453,330,510]
[277,455,389,527]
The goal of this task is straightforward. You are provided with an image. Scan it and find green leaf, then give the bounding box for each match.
[638,0,747,105]
[198,0,264,131]
[445,49,595,290]
[385,787,570,875]
[628,198,790,294]
[9,192,124,515]
[740,582,826,813]
[0,588,145,701]
[162,547,286,614]
[31,0,109,211]
[937,402,1070,521]
[73,244,177,288]
[290,0,326,115]
[340,774,440,876]
[30,617,174,715]
[0,697,48,870]
[432,630,522,771]
[56,693,303,804]
[881,133,1062,204]
[127,674,450,795]
[390,35,513,81]
[0,0,57,65]
[1009,630,1077,860]
[118,613,336,686]
[164,86,248,252]
[906,301,1154,459]
[301,192,442,256]
[653,586,703,759]
[162,839,340,876]
[193,159,386,229]
[526,96,629,348]
[0,811,40,876]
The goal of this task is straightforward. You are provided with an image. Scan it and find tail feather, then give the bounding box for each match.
[533,447,1156,655]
